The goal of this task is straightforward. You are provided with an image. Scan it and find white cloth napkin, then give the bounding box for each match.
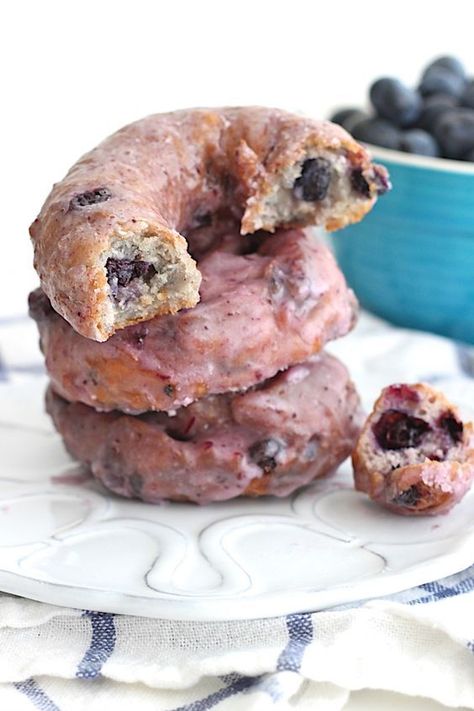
[0,312,473,710]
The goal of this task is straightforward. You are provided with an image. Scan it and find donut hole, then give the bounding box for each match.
[183,208,268,261]
[361,386,466,478]
[104,233,200,330]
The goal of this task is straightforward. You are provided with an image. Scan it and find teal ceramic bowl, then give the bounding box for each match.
[331,146,474,344]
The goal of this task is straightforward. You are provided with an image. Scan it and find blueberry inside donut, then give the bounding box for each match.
[30,107,389,342]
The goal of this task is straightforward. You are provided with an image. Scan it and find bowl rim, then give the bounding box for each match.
[364,143,474,175]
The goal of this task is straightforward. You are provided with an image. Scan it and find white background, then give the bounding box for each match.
[2,0,474,316]
[1,4,474,708]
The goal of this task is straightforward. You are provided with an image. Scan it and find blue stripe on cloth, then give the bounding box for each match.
[76,611,116,679]
[408,574,474,606]
[13,678,60,711]
[220,672,282,702]
[171,674,262,711]
[276,613,313,672]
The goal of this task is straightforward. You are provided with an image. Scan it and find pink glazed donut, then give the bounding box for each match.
[47,352,362,504]
[30,228,357,414]
[30,106,388,341]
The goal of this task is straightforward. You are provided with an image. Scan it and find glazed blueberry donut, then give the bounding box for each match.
[30,107,389,341]
[352,384,474,515]
[46,352,362,503]
[30,228,357,414]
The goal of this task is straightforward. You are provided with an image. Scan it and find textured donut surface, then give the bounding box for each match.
[30,106,389,341]
[30,228,357,414]
[47,353,362,503]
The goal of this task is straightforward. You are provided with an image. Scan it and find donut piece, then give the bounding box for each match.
[46,353,362,504]
[30,228,358,415]
[352,383,474,515]
[30,107,389,341]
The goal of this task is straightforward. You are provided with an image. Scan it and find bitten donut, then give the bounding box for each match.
[30,228,357,414]
[47,353,362,504]
[353,383,474,515]
[30,107,389,341]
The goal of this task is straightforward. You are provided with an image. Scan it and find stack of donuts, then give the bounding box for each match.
[29,107,390,504]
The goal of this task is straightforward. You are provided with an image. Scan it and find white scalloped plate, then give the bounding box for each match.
[1,377,474,620]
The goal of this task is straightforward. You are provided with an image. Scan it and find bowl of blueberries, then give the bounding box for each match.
[330,55,474,345]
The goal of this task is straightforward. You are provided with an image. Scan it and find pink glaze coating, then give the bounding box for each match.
[47,352,362,504]
[31,228,357,414]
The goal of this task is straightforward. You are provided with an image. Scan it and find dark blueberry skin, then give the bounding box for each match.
[393,485,421,507]
[352,118,400,150]
[350,167,392,198]
[424,56,466,80]
[351,169,371,197]
[463,147,474,161]
[460,80,474,109]
[438,411,464,444]
[370,77,422,127]
[330,108,368,133]
[293,158,331,202]
[417,94,456,132]
[372,166,392,195]
[106,257,157,299]
[373,409,431,450]
[433,109,474,159]
[399,129,440,157]
[69,187,112,210]
[249,438,284,473]
[419,66,465,98]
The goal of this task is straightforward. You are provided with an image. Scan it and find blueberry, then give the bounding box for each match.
[69,187,112,210]
[463,147,474,161]
[351,169,371,197]
[330,108,368,133]
[372,165,392,195]
[249,438,283,472]
[372,409,431,450]
[106,257,157,298]
[417,94,457,132]
[393,485,421,507]
[419,66,465,98]
[369,77,422,127]
[438,411,463,444]
[330,107,359,125]
[399,129,440,157]
[352,117,400,150]
[424,55,466,80]
[293,158,331,201]
[433,109,474,159]
[460,80,474,109]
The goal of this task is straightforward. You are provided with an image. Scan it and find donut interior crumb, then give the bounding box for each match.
[360,387,466,476]
[254,149,364,231]
[104,232,200,330]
